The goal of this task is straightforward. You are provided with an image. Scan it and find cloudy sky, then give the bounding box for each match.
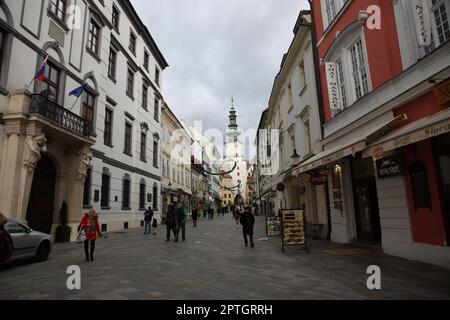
[131,0,309,155]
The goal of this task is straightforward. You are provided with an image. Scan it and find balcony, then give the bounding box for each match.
[29,94,91,137]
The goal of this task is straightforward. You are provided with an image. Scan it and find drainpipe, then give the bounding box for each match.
[308,0,332,241]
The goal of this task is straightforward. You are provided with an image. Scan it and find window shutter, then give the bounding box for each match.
[325,62,342,117]
[412,0,432,47]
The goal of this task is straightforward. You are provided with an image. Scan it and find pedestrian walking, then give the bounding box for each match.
[240,206,255,248]
[165,204,177,242]
[191,207,198,227]
[0,213,14,264]
[143,206,154,235]
[175,203,187,241]
[202,208,207,220]
[79,208,102,262]
[233,207,241,225]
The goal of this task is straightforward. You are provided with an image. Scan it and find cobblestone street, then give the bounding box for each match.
[1,215,449,300]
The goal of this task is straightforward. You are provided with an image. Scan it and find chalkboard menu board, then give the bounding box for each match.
[281,209,308,252]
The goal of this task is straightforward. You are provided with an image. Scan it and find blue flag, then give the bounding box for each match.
[69,84,87,97]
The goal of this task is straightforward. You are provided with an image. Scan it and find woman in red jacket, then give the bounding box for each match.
[79,208,102,262]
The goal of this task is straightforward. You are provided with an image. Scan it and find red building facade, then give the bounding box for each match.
[295,0,450,267]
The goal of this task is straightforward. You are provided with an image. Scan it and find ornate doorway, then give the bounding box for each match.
[26,154,56,234]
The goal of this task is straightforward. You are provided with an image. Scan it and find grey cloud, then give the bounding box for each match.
[131,0,309,143]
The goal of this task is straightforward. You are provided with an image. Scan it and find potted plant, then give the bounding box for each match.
[55,201,71,243]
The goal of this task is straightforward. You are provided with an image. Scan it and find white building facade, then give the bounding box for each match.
[0,0,168,239]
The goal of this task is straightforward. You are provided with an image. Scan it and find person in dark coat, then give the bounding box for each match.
[165,204,177,242]
[175,203,187,242]
[239,206,255,247]
[191,207,198,227]
[144,206,154,235]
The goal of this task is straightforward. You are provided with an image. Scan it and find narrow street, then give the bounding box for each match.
[1,215,449,300]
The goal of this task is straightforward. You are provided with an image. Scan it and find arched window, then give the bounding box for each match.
[34,42,66,106]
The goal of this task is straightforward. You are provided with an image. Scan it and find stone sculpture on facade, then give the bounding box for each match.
[23,134,47,172]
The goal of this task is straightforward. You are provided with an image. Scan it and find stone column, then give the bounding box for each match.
[0,90,32,220]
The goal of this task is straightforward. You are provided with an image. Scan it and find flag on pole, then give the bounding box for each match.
[35,55,49,82]
[69,83,87,97]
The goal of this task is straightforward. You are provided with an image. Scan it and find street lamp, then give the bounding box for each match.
[291,149,301,165]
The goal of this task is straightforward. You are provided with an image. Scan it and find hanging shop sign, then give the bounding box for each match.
[310,173,328,185]
[281,209,308,253]
[276,183,286,192]
[433,79,450,105]
[412,0,432,47]
[376,154,404,179]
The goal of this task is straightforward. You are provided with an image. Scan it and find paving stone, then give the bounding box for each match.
[1,215,450,299]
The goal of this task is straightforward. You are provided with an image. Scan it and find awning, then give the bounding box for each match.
[292,114,407,176]
[363,108,450,159]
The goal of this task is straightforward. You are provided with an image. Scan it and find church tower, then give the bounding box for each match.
[226,98,241,143]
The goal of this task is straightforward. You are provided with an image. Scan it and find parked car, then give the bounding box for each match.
[3,219,52,263]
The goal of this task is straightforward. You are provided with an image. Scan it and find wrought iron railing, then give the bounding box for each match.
[29,94,91,137]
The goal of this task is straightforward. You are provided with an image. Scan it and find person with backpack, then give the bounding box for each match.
[143,206,154,235]
[240,206,255,248]
[0,213,14,264]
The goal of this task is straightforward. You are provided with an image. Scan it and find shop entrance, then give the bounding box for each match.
[433,133,450,245]
[26,154,56,234]
[352,158,381,243]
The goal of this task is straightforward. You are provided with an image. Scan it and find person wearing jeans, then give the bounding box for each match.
[79,208,102,261]
[144,207,154,235]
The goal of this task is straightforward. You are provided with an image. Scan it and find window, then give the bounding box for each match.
[124,122,132,155]
[104,108,113,146]
[0,29,7,77]
[101,171,110,208]
[139,182,146,210]
[83,168,92,207]
[153,140,159,168]
[108,47,117,80]
[154,97,160,121]
[430,0,450,45]
[142,83,148,110]
[303,119,311,154]
[88,19,100,56]
[126,68,135,98]
[129,31,136,54]
[144,50,149,71]
[350,38,370,100]
[82,91,95,130]
[152,185,158,211]
[322,0,347,29]
[40,61,60,103]
[50,0,66,22]
[122,178,131,209]
[298,61,306,93]
[112,6,120,31]
[141,132,147,162]
[155,66,160,86]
